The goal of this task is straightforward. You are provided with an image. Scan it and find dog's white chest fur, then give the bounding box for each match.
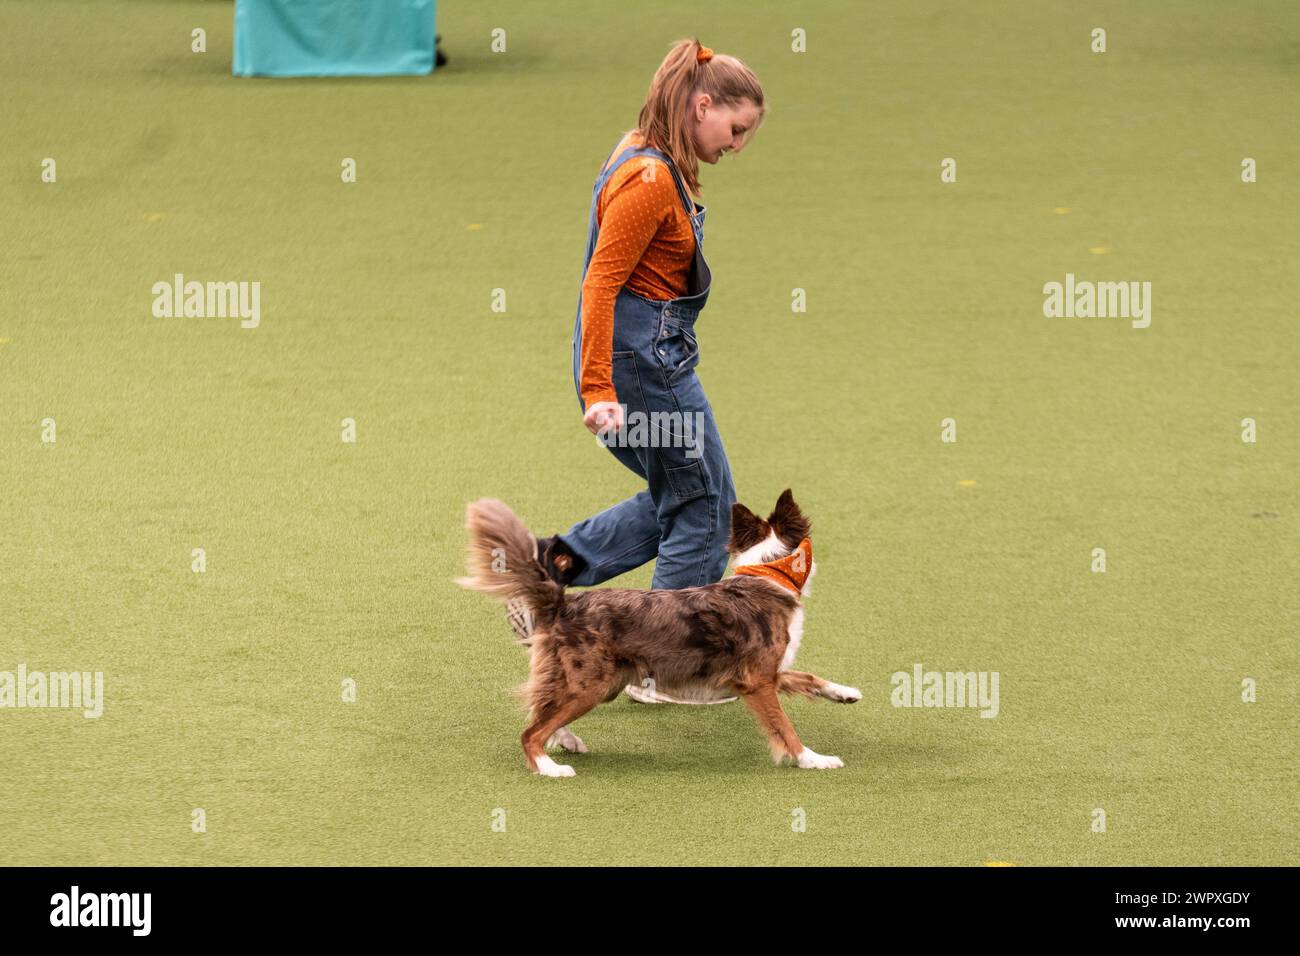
[781,606,804,671]
[732,531,816,673]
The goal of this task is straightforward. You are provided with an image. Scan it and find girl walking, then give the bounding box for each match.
[530,39,766,703]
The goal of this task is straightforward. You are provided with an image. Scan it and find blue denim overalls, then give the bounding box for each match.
[562,138,737,589]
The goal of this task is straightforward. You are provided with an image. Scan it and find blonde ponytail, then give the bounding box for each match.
[636,38,766,197]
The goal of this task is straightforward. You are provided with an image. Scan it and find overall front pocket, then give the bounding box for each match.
[650,409,709,502]
[654,322,700,379]
[612,346,710,503]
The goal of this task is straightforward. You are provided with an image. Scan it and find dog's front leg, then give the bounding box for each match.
[738,680,845,770]
[777,670,862,703]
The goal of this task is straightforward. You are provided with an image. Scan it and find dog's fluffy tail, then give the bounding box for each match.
[455,498,564,636]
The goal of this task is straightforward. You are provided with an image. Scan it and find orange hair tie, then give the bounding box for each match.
[697,46,714,64]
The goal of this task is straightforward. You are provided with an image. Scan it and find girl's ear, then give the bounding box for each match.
[728,503,768,553]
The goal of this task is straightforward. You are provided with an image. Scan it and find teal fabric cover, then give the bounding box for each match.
[233,0,436,77]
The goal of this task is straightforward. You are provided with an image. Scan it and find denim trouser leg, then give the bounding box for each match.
[561,443,734,589]
[562,294,735,590]
[650,404,735,588]
[561,443,662,587]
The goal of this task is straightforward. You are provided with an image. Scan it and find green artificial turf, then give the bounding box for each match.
[1,0,1296,866]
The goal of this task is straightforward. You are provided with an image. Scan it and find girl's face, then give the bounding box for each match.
[689,94,762,164]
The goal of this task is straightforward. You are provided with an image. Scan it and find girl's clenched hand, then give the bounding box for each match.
[583,401,625,437]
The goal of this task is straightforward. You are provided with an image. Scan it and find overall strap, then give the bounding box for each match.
[595,144,649,191]
[578,142,643,284]
[631,146,703,247]
[579,139,703,289]
[596,144,703,248]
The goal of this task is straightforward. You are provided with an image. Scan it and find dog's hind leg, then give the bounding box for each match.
[521,685,605,777]
[739,680,845,770]
[777,670,862,703]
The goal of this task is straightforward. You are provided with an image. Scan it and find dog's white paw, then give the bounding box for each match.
[796,747,845,770]
[534,755,576,777]
[545,727,588,753]
[821,682,862,703]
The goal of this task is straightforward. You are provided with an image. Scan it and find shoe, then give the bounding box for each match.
[624,682,738,705]
[505,597,534,642]
[534,535,586,586]
[506,535,586,641]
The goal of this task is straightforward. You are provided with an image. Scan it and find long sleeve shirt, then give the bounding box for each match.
[578,130,696,407]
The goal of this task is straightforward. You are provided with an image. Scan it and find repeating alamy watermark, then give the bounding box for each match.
[596,406,705,458]
[1043,273,1151,329]
[152,273,260,328]
[1,664,103,718]
[891,663,999,718]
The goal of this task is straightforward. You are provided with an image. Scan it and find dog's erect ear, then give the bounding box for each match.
[728,502,769,554]
[767,488,811,547]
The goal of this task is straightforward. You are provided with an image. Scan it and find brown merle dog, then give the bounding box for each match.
[456,490,860,776]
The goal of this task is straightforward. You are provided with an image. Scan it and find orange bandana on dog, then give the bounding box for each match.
[735,538,812,595]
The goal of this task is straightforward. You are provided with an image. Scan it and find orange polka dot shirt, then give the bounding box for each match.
[578,130,696,408]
